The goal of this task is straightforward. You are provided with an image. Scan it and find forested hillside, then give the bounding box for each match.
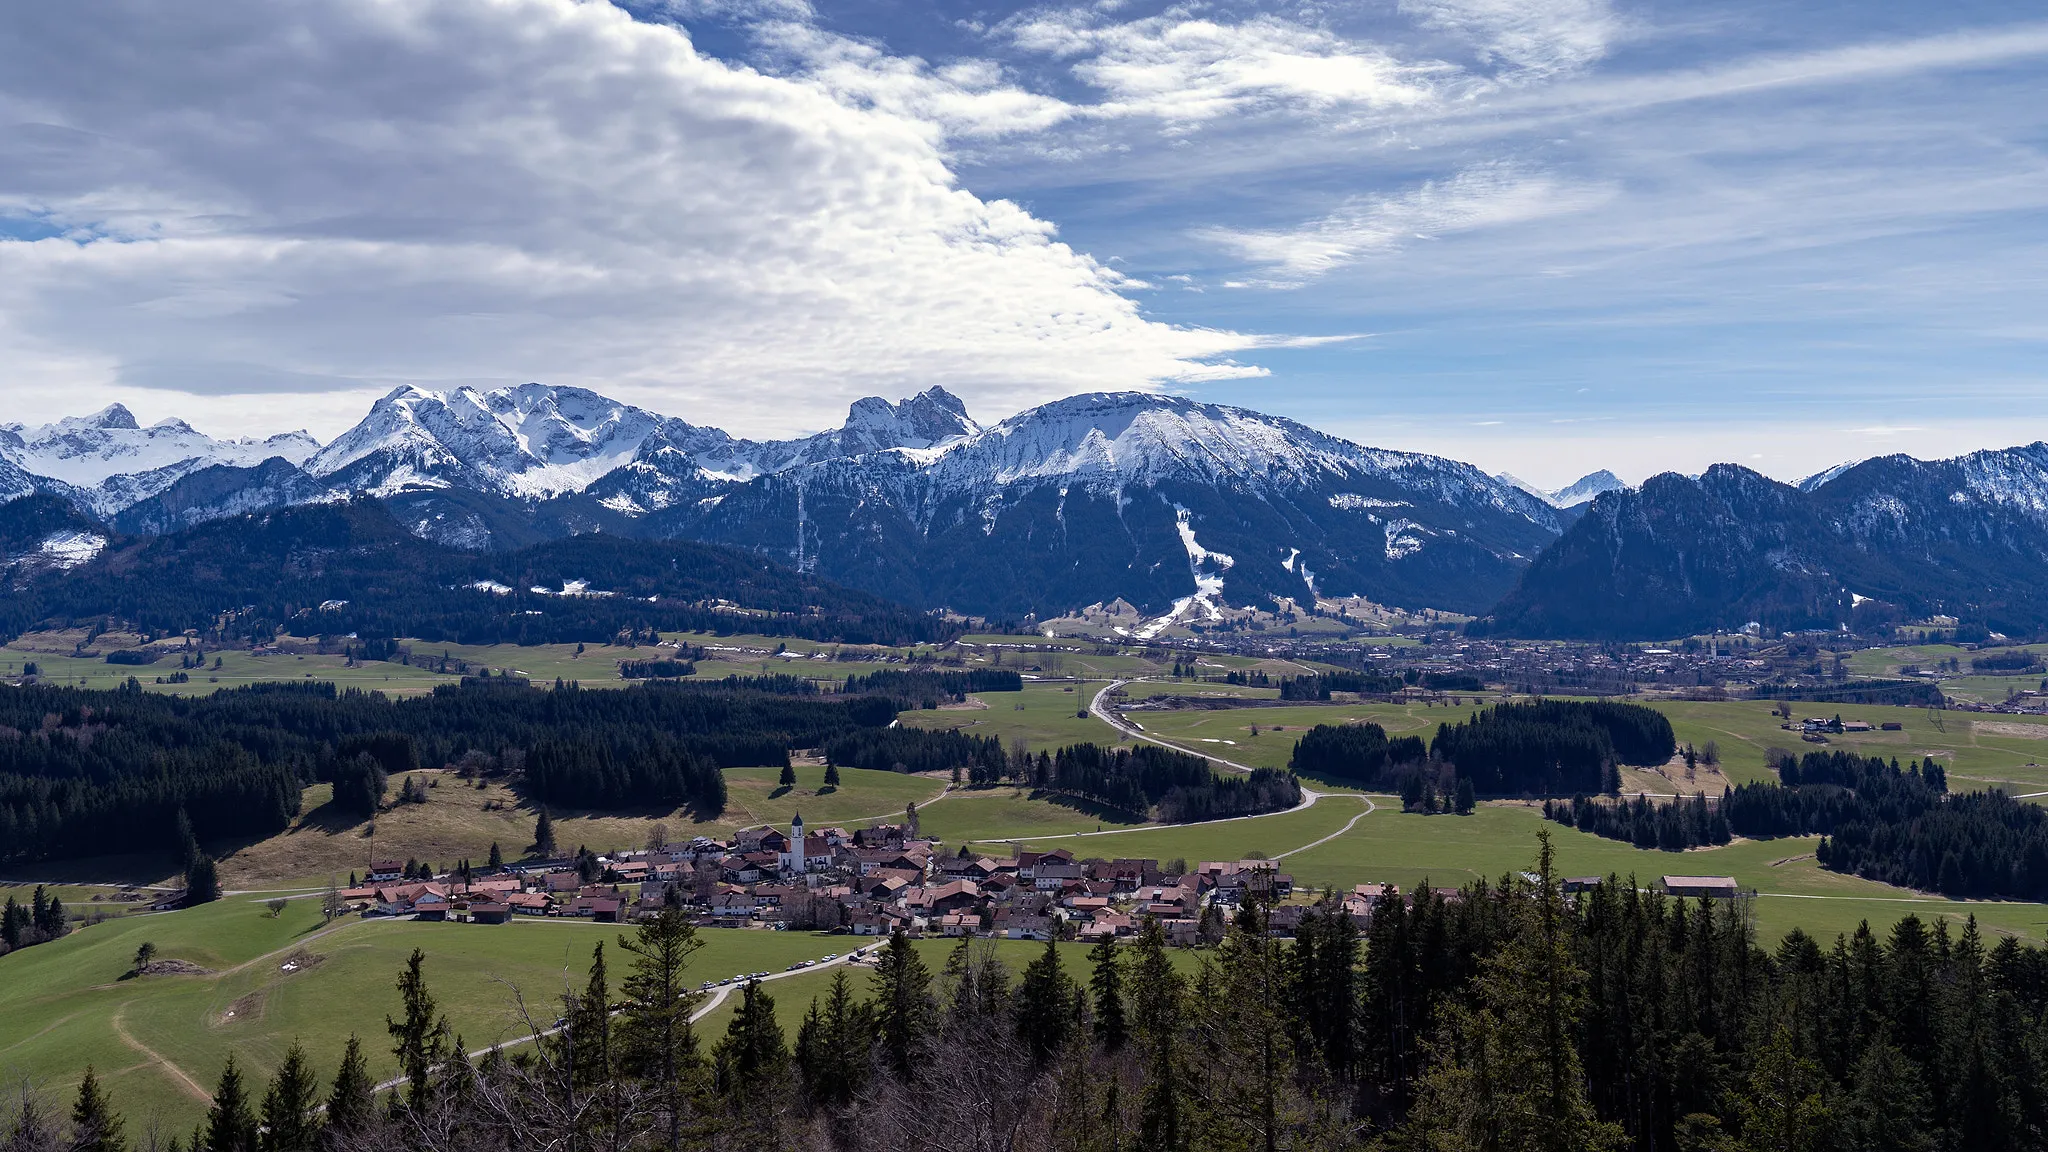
[1482,450,2048,639]
[0,498,955,647]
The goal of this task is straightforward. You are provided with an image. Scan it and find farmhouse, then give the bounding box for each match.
[1663,875,1741,899]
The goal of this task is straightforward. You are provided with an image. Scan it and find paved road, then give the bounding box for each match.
[1074,678,1377,840]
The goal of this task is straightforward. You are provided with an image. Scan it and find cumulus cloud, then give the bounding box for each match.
[0,0,1264,439]
[1202,163,1615,279]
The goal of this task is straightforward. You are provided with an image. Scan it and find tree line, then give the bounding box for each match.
[1430,699,1675,796]
[0,679,903,863]
[837,668,1023,707]
[1287,700,1674,798]
[1289,722,1428,788]
[1023,742,1302,823]
[19,834,2048,1151]
[821,728,1007,780]
[1548,749,2048,900]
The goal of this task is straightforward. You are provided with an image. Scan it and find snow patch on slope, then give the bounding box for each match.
[1137,507,1234,639]
[38,531,106,569]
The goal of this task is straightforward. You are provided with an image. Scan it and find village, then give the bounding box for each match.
[338,811,1745,946]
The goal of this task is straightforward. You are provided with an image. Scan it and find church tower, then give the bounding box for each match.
[790,810,806,873]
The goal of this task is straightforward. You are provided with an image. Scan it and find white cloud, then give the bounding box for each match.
[1398,0,1618,80]
[1001,8,1442,124]
[0,0,1265,439]
[1202,163,1615,279]
[751,22,1079,140]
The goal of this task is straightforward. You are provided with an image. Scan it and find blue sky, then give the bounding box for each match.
[2,0,2044,486]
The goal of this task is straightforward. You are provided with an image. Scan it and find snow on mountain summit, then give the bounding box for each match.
[1496,469,1625,509]
[0,404,319,491]
[307,383,705,498]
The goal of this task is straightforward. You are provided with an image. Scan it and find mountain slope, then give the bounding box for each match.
[654,392,1564,618]
[1483,445,2048,638]
[4,499,953,647]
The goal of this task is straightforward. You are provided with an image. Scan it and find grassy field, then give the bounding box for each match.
[0,645,462,696]
[0,894,855,1134]
[1131,700,1489,773]
[1651,700,2048,794]
[1276,802,2048,946]
[965,793,1370,866]
[897,681,1131,753]
[915,788,1147,847]
[1124,695,2048,795]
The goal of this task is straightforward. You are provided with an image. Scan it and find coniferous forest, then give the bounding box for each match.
[14,837,2048,1152]
[0,497,956,649]
[1548,749,2048,900]
[1288,700,1675,797]
[0,680,899,862]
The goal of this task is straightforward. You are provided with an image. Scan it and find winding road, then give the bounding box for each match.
[1072,678,1377,842]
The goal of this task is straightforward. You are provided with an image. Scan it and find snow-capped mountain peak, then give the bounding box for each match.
[841,387,979,453]
[1497,469,1625,509]
[306,383,695,499]
[0,404,319,493]
[85,403,140,430]
[1549,470,1625,508]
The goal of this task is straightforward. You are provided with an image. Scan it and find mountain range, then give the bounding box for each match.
[6,385,2048,639]
[1,385,1570,621]
[1485,448,2048,638]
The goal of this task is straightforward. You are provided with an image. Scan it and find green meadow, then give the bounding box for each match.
[0,894,857,1134]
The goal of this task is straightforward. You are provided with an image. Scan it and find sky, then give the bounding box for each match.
[2,0,2045,489]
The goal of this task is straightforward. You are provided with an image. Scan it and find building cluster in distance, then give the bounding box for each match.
[339,812,1748,941]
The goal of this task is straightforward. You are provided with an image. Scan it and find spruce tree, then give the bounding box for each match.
[713,981,790,1097]
[487,841,503,871]
[534,808,557,858]
[185,857,221,905]
[176,808,200,872]
[258,1044,320,1152]
[385,949,451,1110]
[616,906,706,1152]
[823,762,841,788]
[1402,832,1622,1152]
[323,1036,375,1141]
[1090,933,1128,1052]
[779,763,797,788]
[1014,935,1075,1063]
[204,1056,259,1152]
[566,942,613,1090]
[871,929,938,1076]
[1131,918,1186,1151]
[797,969,872,1108]
[71,1064,127,1152]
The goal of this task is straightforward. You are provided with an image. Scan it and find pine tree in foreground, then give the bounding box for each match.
[258,1044,320,1152]
[70,1065,126,1152]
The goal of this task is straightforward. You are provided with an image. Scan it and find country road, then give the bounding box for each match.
[368,941,862,1094]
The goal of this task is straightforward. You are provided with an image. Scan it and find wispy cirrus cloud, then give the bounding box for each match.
[1398,0,1619,81]
[1201,163,1616,280]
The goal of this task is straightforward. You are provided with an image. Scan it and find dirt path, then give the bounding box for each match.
[110,1005,210,1103]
